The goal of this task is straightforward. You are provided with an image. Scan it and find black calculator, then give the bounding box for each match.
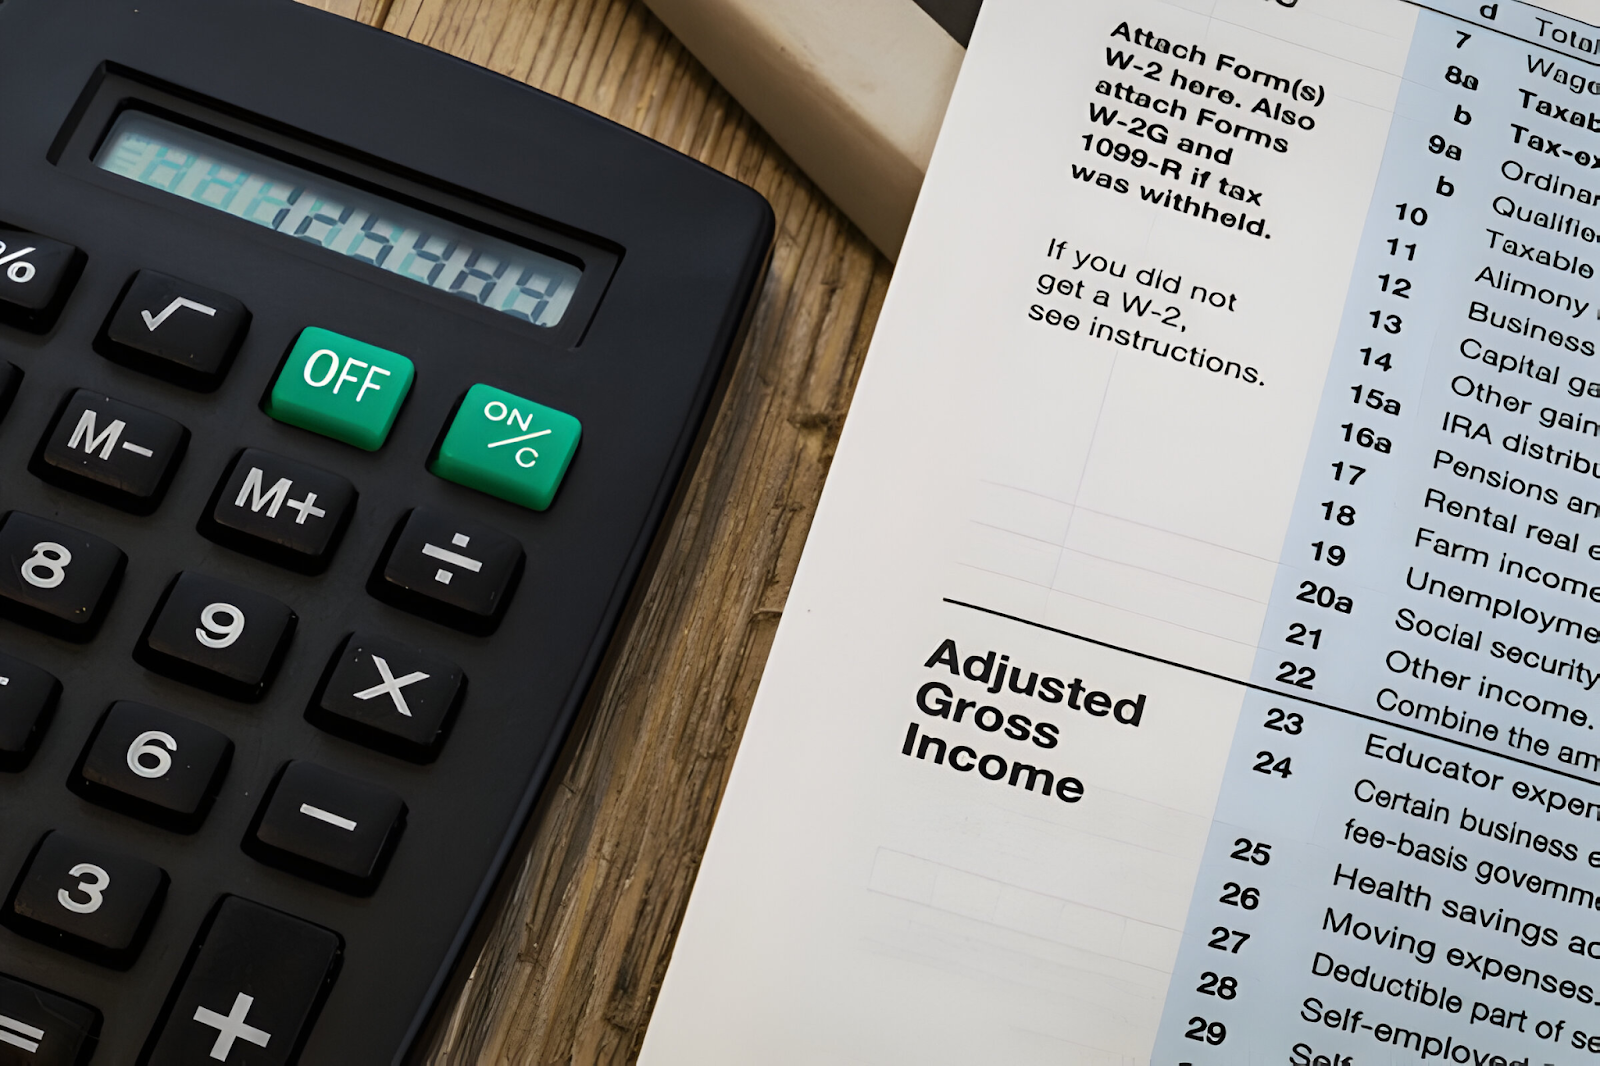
[0,0,772,1061]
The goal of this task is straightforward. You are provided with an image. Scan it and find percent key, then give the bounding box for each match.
[0,225,84,332]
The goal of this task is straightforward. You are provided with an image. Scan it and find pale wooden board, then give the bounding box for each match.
[292,0,889,1060]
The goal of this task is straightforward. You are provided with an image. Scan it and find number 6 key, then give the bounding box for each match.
[70,701,234,832]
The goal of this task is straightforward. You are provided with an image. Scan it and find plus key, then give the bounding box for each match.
[193,993,270,1060]
[145,897,340,1065]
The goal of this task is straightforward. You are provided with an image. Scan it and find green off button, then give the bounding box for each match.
[431,383,581,511]
[266,327,416,451]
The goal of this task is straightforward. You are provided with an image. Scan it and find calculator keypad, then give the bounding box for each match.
[144,896,339,1066]
[32,390,188,514]
[0,652,60,772]
[0,0,773,1049]
[0,971,101,1065]
[245,762,405,895]
[99,270,250,391]
[134,572,296,701]
[4,832,167,969]
[369,507,524,634]
[0,512,126,641]
[201,449,357,573]
[310,633,465,761]
[0,227,83,333]
[71,702,234,832]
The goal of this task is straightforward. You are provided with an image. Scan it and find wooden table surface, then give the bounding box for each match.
[293,0,891,1060]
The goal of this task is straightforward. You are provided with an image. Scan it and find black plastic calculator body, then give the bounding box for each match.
[0,0,773,1061]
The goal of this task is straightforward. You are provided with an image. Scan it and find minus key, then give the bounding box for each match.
[245,761,405,895]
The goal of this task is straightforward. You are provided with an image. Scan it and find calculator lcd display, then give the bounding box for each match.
[94,111,582,327]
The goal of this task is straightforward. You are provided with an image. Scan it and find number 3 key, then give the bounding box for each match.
[3,831,167,968]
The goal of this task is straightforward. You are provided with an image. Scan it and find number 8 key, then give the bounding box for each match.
[0,512,126,641]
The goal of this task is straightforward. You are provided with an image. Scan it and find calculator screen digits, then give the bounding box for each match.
[94,111,582,327]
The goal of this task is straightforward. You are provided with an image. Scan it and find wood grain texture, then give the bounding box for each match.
[297,0,395,26]
[294,0,890,1060]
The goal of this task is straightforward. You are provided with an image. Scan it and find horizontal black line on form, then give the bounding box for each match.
[942,597,1600,790]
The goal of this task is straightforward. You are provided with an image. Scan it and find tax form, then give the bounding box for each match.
[643,1,1600,1062]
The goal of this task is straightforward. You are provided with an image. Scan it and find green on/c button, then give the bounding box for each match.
[431,383,581,511]
[266,327,415,451]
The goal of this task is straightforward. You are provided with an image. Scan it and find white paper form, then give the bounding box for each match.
[642,1,1600,1062]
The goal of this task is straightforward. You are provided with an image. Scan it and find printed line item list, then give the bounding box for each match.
[1127,4,1600,1065]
